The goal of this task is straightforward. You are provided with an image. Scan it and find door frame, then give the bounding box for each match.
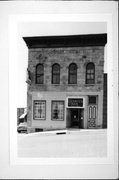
[66,108,84,128]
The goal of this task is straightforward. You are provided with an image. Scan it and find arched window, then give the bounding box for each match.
[36,64,44,84]
[68,63,77,84]
[86,63,95,84]
[52,63,60,84]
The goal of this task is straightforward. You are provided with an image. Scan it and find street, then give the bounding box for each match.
[17,129,107,158]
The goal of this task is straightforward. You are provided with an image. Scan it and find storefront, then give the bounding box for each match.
[26,90,103,133]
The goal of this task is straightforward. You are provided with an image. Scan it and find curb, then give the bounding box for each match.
[27,130,68,136]
[18,129,107,136]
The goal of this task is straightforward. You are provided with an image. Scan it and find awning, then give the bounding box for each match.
[19,112,27,119]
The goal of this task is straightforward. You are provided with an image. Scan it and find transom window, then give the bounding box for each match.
[86,63,95,84]
[36,64,44,84]
[51,101,64,121]
[52,63,60,84]
[88,96,97,105]
[68,63,77,84]
[33,100,46,120]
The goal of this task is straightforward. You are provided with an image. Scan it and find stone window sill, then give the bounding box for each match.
[85,84,95,86]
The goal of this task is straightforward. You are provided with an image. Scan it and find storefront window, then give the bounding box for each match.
[51,101,64,121]
[33,100,46,120]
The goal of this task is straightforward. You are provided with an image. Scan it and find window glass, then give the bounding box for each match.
[52,64,60,84]
[88,96,97,105]
[68,63,77,84]
[93,106,96,118]
[86,63,95,84]
[33,100,46,120]
[36,64,44,84]
[52,101,64,121]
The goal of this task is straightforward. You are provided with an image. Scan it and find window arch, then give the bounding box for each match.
[86,63,95,84]
[68,63,77,84]
[52,63,60,84]
[36,63,44,84]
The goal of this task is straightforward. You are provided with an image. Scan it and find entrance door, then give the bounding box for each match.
[71,109,83,128]
[88,105,97,128]
[71,109,79,127]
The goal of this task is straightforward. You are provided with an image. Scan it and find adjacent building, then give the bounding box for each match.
[17,108,27,125]
[23,34,107,133]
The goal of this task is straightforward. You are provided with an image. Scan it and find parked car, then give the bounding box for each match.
[17,122,27,133]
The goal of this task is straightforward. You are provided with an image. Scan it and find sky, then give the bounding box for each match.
[17,22,107,107]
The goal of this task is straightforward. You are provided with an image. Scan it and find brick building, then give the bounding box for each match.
[23,34,107,133]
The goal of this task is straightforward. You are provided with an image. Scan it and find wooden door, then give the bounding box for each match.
[88,105,97,128]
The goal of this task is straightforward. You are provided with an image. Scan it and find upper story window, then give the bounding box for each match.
[68,63,77,84]
[52,63,60,84]
[86,63,95,84]
[36,63,44,84]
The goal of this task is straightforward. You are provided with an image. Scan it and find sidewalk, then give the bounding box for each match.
[18,128,107,157]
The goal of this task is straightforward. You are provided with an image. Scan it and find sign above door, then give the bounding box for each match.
[66,96,85,108]
[68,98,83,107]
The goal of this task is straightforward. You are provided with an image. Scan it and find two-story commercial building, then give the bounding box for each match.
[23,34,107,133]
